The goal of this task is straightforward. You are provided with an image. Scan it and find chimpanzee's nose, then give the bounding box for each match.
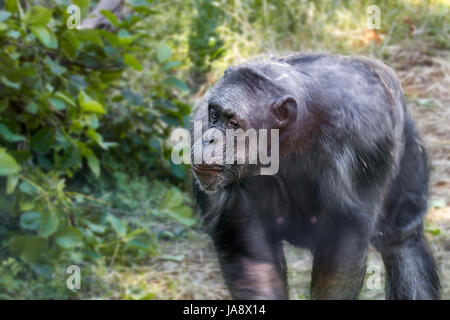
[203,129,217,146]
[207,135,215,144]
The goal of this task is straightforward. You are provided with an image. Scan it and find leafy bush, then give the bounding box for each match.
[188,0,224,91]
[0,0,194,291]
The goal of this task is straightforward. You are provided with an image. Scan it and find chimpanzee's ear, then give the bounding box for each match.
[270,95,297,128]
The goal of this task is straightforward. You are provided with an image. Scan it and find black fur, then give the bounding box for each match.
[191,53,440,300]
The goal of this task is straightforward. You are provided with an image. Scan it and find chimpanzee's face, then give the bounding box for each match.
[191,72,297,192]
[191,84,259,192]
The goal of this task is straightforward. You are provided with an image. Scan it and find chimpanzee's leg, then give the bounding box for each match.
[373,118,440,300]
[207,207,288,299]
[217,246,287,300]
[310,227,368,299]
[377,229,440,300]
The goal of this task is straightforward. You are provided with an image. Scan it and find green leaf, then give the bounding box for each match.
[81,100,105,114]
[7,30,20,39]
[55,91,76,107]
[39,210,59,238]
[26,102,38,114]
[37,155,53,170]
[123,53,143,71]
[117,29,139,46]
[8,236,46,264]
[0,99,8,113]
[30,26,58,49]
[157,42,172,63]
[158,188,195,226]
[162,77,190,92]
[0,148,21,175]
[166,206,196,227]
[21,239,47,263]
[57,145,81,170]
[78,91,106,114]
[138,293,156,300]
[125,228,146,239]
[162,60,181,71]
[19,181,39,195]
[32,264,53,279]
[9,150,30,164]
[149,138,160,150]
[1,76,20,89]
[45,57,66,76]
[25,6,53,26]
[159,188,184,210]
[9,52,20,60]
[107,214,127,238]
[31,128,54,153]
[73,0,90,19]
[20,211,41,231]
[9,236,28,257]
[61,32,80,58]
[75,29,102,46]
[127,237,150,250]
[425,228,441,236]
[6,175,19,194]
[86,128,101,142]
[84,149,100,177]
[55,227,83,248]
[86,129,112,150]
[0,124,26,142]
[85,220,106,234]
[49,97,66,110]
[0,10,11,22]
[170,159,185,179]
[4,0,18,13]
[100,9,118,27]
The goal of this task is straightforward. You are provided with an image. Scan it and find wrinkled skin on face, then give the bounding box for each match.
[190,61,306,192]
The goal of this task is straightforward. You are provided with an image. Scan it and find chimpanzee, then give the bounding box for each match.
[190,53,440,300]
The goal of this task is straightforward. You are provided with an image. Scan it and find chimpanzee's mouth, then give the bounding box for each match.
[192,164,224,174]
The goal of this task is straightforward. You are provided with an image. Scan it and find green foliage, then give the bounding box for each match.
[0,0,195,295]
[0,257,78,299]
[158,187,196,227]
[188,0,224,90]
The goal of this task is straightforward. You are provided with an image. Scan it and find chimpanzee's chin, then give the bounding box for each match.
[193,172,226,192]
[199,181,226,193]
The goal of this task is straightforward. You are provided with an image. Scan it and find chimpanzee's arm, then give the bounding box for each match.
[197,187,288,300]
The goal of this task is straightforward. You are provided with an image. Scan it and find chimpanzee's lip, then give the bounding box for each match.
[192,164,224,173]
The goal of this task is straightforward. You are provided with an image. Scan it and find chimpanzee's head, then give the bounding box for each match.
[191,61,302,192]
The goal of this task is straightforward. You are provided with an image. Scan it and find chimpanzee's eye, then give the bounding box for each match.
[227,118,239,129]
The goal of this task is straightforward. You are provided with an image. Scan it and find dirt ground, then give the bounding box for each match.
[130,49,450,300]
